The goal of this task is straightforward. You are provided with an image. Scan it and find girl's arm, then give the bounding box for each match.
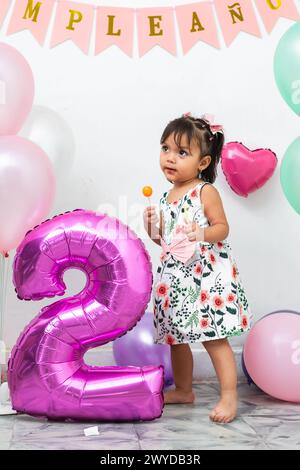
[143,207,162,246]
[159,210,164,243]
[201,184,229,243]
[185,185,229,243]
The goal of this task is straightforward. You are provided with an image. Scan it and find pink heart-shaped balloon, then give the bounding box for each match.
[221,142,277,197]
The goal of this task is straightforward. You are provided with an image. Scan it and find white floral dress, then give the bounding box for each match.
[152,181,252,345]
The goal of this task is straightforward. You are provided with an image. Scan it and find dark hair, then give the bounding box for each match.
[160,114,225,183]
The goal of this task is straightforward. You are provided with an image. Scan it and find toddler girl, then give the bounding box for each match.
[143,112,252,424]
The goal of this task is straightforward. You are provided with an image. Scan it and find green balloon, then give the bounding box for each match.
[274,22,300,116]
[281,136,300,215]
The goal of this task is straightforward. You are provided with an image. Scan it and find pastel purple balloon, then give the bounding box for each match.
[8,210,164,421]
[241,352,256,387]
[113,311,173,387]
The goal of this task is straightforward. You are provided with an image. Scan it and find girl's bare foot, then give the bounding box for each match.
[164,388,195,404]
[209,390,237,423]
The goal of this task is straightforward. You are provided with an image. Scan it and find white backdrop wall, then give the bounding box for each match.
[1,0,300,358]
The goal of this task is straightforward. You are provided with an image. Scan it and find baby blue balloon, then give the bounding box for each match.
[274,22,300,116]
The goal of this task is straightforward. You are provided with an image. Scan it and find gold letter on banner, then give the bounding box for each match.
[107,16,121,36]
[148,16,163,36]
[190,11,205,33]
[266,0,282,9]
[228,3,244,24]
[22,0,42,22]
[66,9,83,31]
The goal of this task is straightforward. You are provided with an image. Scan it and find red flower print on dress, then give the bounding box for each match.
[200,318,209,329]
[200,290,210,303]
[213,295,224,309]
[156,283,169,297]
[241,315,248,329]
[190,189,198,199]
[200,245,208,253]
[165,334,176,345]
[163,297,170,310]
[232,265,237,279]
[172,200,178,205]
[227,293,236,303]
[194,263,202,276]
[217,242,223,249]
[209,253,216,264]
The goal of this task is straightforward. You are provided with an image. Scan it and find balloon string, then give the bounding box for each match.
[0,255,4,341]
[0,253,9,386]
[0,255,4,386]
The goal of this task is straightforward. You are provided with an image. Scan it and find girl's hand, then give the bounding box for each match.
[143,206,159,228]
[143,206,161,246]
[184,222,204,242]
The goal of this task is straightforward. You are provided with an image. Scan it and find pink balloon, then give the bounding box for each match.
[221,142,277,197]
[243,311,300,402]
[8,210,164,421]
[0,42,34,135]
[0,135,55,254]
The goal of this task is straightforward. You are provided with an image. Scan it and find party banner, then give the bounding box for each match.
[1,0,299,56]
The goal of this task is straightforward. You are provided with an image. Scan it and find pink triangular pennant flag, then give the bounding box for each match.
[51,1,94,54]
[95,7,134,57]
[175,2,220,54]
[0,0,12,28]
[7,0,55,45]
[254,0,300,33]
[136,7,177,57]
[214,0,261,47]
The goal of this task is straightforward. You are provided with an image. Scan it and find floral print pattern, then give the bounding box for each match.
[152,182,252,345]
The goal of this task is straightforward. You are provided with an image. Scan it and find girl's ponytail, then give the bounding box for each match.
[211,131,225,165]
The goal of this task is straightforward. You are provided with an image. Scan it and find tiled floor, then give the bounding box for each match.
[1,381,300,450]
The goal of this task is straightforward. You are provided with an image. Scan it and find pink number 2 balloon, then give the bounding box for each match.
[8,210,164,421]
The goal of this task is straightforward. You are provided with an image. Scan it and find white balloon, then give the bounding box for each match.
[19,105,75,179]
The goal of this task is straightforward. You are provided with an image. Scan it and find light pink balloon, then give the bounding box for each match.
[221,142,277,197]
[0,135,55,255]
[0,42,34,135]
[244,312,300,402]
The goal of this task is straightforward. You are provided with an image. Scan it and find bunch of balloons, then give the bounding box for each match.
[242,310,300,403]
[0,43,54,256]
[0,42,75,257]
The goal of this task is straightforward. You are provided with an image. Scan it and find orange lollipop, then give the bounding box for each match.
[142,186,152,197]
[142,186,153,206]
